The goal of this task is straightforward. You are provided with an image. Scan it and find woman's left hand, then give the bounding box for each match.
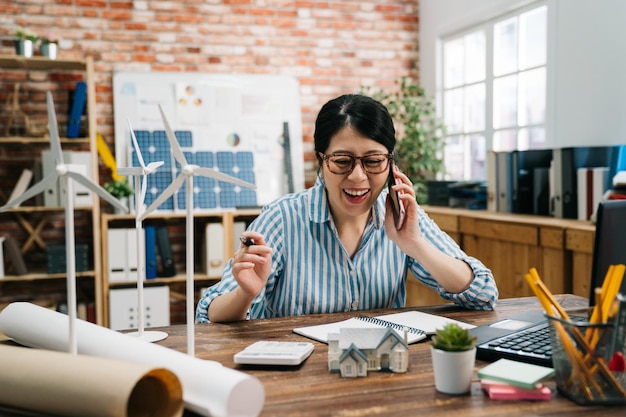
[384,168,421,249]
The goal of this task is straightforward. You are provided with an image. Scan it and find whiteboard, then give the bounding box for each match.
[113,72,304,208]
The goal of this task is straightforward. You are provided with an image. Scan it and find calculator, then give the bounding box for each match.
[233,341,315,366]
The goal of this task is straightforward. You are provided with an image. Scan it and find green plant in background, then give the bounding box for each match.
[431,323,476,352]
[14,27,39,42]
[362,77,447,204]
[104,178,134,199]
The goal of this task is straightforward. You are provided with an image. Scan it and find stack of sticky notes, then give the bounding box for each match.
[477,358,555,401]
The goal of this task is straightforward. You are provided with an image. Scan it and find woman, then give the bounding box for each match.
[196,94,498,323]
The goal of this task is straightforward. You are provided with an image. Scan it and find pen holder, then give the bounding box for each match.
[546,314,626,405]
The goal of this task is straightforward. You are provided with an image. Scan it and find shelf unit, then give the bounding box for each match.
[100,208,260,327]
[0,55,103,323]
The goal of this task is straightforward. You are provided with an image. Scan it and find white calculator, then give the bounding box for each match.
[234,341,315,366]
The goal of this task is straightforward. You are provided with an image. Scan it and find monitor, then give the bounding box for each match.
[588,199,626,306]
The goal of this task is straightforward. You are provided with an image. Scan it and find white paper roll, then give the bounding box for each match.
[0,302,265,417]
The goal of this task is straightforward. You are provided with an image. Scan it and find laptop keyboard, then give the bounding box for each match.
[479,322,553,363]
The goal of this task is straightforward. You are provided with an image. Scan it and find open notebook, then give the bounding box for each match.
[293,311,475,344]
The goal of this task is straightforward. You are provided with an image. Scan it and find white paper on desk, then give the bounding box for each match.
[0,344,184,417]
[293,311,475,344]
[0,302,265,417]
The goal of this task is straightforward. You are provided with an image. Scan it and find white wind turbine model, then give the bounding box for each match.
[0,92,128,355]
[117,119,166,342]
[140,105,256,356]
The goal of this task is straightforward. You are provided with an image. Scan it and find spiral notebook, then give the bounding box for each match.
[293,311,475,345]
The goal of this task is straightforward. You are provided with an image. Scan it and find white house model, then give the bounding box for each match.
[328,327,409,377]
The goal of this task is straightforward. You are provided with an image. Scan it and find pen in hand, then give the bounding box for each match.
[240,236,255,246]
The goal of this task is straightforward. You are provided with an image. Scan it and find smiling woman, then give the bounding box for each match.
[195,94,499,324]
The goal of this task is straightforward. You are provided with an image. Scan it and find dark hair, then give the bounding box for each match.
[313,94,396,166]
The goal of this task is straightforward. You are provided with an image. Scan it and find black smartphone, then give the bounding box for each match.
[387,162,406,230]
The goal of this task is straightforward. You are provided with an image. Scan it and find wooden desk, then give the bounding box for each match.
[155,295,623,416]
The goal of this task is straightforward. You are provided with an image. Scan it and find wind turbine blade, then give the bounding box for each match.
[146,161,164,172]
[67,171,128,212]
[195,167,256,189]
[139,174,148,209]
[157,105,188,167]
[117,167,143,176]
[0,175,58,211]
[140,174,185,221]
[127,118,146,169]
[46,92,64,165]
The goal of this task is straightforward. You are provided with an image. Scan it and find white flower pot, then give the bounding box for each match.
[431,346,476,394]
[40,43,58,59]
[14,39,33,57]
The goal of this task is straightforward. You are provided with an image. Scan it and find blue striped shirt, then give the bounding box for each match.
[195,180,498,322]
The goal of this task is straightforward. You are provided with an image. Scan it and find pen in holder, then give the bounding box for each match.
[546,312,626,405]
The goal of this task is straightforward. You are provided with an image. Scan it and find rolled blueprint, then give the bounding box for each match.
[0,302,265,417]
[0,344,184,417]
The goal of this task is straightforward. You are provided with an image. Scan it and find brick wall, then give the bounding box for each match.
[1,0,419,186]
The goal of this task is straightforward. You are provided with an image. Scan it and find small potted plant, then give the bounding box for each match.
[40,32,60,59]
[14,27,39,57]
[430,323,477,394]
[104,178,134,213]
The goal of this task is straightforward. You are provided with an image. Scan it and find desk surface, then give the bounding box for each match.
[157,295,622,417]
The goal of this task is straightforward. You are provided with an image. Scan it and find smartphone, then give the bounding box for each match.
[387,163,406,230]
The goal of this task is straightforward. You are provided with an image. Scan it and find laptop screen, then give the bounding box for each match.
[588,199,626,306]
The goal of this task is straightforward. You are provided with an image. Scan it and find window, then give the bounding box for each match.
[441,3,547,181]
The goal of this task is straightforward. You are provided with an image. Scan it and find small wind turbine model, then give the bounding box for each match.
[117,119,166,342]
[139,105,256,356]
[0,92,128,354]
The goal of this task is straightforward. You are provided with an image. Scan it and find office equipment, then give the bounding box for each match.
[46,244,89,273]
[66,81,87,138]
[156,225,176,277]
[0,236,4,278]
[577,166,609,220]
[204,222,225,276]
[294,310,474,345]
[107,228,140,282]
[480,379,552,401]
[3,235,27,275]
[109,286,170,331]
[588,200,626,303]
[511,149,553,214]
[477,358,555,389]
[234,341,314,366]
[145,225,157,279]
[470,199,626,365]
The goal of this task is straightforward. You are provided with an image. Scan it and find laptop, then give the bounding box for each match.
[469,199,626,366]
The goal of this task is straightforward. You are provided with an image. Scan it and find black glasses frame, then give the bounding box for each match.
[321,152,393,175]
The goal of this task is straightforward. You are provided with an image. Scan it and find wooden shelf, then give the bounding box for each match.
[0,55,88,71]
[0,271,96,282]
[0,137,90,145]
[0,55,103,323]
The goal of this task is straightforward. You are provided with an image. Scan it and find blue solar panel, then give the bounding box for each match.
[175,131,193,148]
[145,170,174,210]
[129,131,257,211]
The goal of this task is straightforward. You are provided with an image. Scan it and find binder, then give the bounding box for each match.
[511,150,552,214]
[8,169,33,202]
[577,167,609,220]
[204,223,225,276]
[486,151,497,211]
[145,225,157,279]
[156,225,176,277]
[533,167,550,216]
[495,152,512,213]
[4,236,27,275]
[550,147,577,218]
[0,236,5,278]
[67,81,87,138]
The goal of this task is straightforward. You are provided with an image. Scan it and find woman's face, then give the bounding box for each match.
[321,126,390,221]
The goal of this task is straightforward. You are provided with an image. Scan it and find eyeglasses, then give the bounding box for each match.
[321,152,393,175]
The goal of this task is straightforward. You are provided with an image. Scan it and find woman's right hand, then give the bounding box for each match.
[231,232,273,298]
